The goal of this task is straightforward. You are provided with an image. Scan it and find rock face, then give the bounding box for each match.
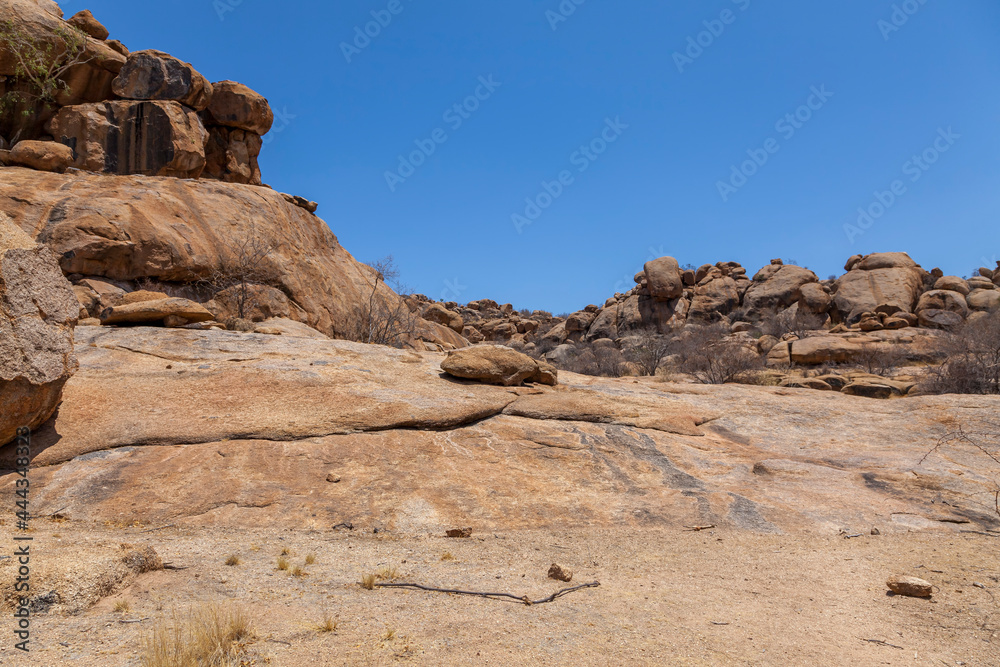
[7,139,73,172]
[111,50,213,111]
[441,345,556,386]
[48,100,208,177]
[0,214,78,447]
[100,297,215,326]
[0,168,457,345]
[202,125,262,185]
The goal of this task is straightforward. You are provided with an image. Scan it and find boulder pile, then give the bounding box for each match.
[0,2,270,186]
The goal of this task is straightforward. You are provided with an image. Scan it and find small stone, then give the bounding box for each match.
[446,528,472,538]
[548,563,573,583]
[870,527,880,536]
[326,474,341,483]
[886,575,932,598]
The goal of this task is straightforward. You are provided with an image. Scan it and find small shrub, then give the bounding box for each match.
[622,327,673,376]
[114,599,131,614]
[376,566,398,581]
[922,312,1000,395]
[276,557,289,571]
[305,553,316,565]
[440,552,454,561]
[361,573,377,590]
[854,342,905,376]
[225,554,241,567]
[291,566,306,578]
[671,324,765,385]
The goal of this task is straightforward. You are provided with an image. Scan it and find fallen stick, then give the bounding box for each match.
[374,581,600,605]
[139,524,175,534]
[118,617,151,624]
[684,525,716,532]
[860,638,903,649]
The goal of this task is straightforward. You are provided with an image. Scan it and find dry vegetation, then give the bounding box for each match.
[141,604,254,667]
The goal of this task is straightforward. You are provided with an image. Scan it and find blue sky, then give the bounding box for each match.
[77,0,1000,313]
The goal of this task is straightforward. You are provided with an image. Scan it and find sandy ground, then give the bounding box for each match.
[1,521,998,666]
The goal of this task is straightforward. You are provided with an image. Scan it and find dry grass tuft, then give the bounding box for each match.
[383,627,396,642]
[280,547,291,556]
[360,573,377,590]
[305,553,316,565]
[141,603,253,667]
[318,611,338,633]
[276,557,289,571]
[376,566,398,581]
[440,552,454,561]
[291,566,306,578]
[114,599,131,614]
[224,554,241,567]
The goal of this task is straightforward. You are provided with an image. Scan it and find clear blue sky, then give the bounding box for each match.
[77,0,1000,313]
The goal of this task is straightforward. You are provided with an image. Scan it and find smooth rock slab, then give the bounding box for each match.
[886,575,933,598]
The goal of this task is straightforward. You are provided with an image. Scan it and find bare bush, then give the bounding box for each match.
[854,342,905,376]
[671,324,765,385]
[760,308,826,339]
[623,327,673,376]
[204,221,279,324]
[344,255,416,348]
[919,425,1000,520]
[922,312,1000,395]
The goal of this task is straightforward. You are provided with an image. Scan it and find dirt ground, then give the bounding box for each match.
[1,522,997,666]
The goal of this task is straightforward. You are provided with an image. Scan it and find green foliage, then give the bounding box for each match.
[0,19,90,115]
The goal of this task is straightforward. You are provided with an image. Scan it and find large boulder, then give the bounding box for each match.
[788,336,862,365]
[422,302,464,334]
[100,297,215,326]
[111,50,213,111]
[743,264,820,313]
[47,100,208,177]
[643,256,683,301]
[933,276,970,296]
[968,289,1000,312]
[688,276,739,322]
[203,80,273,135]
[832,252,924,324]
[0,169,430,342]
[0,214,79,447]
[7,139,73,172]
[916,290,969,318]
[441,345,555,386]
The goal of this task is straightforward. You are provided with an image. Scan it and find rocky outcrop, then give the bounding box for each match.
[48,100,208,177]
[743,263,822,314]
[0,213,78,446]
[203,80,273,135]
[643,256,683,301]
[66,9,108,41]
[0,168,457,345]
[202,125,262,185]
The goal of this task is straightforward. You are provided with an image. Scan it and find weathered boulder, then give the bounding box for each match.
[100,297,215,326]
[422,302,464,334]
[202,125,262,185]
[788,336,861,365]
[916,290,968,318]
[112,50,213,111]
[688,276,738,322]
[933,275,970,296]
[585,305,619,341]
[48,100,207,177]
[67,9,109,40]
[743,264,820,313]
[203,80,273,135]
[207,284,297,323]
[7,140,73,172]
[798,282,832,314]
[918,309,964,330]
[968,289,1000,312]
[441,345,551,386]
[643,256,683,301]
[565,310,596,332]
[832,253,924,324]
[0,214,79,447]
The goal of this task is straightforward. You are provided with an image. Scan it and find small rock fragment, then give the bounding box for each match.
[326,473,341,483]
[446,528,472,538]
[548,563,573,583]
[886,575,932,598]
